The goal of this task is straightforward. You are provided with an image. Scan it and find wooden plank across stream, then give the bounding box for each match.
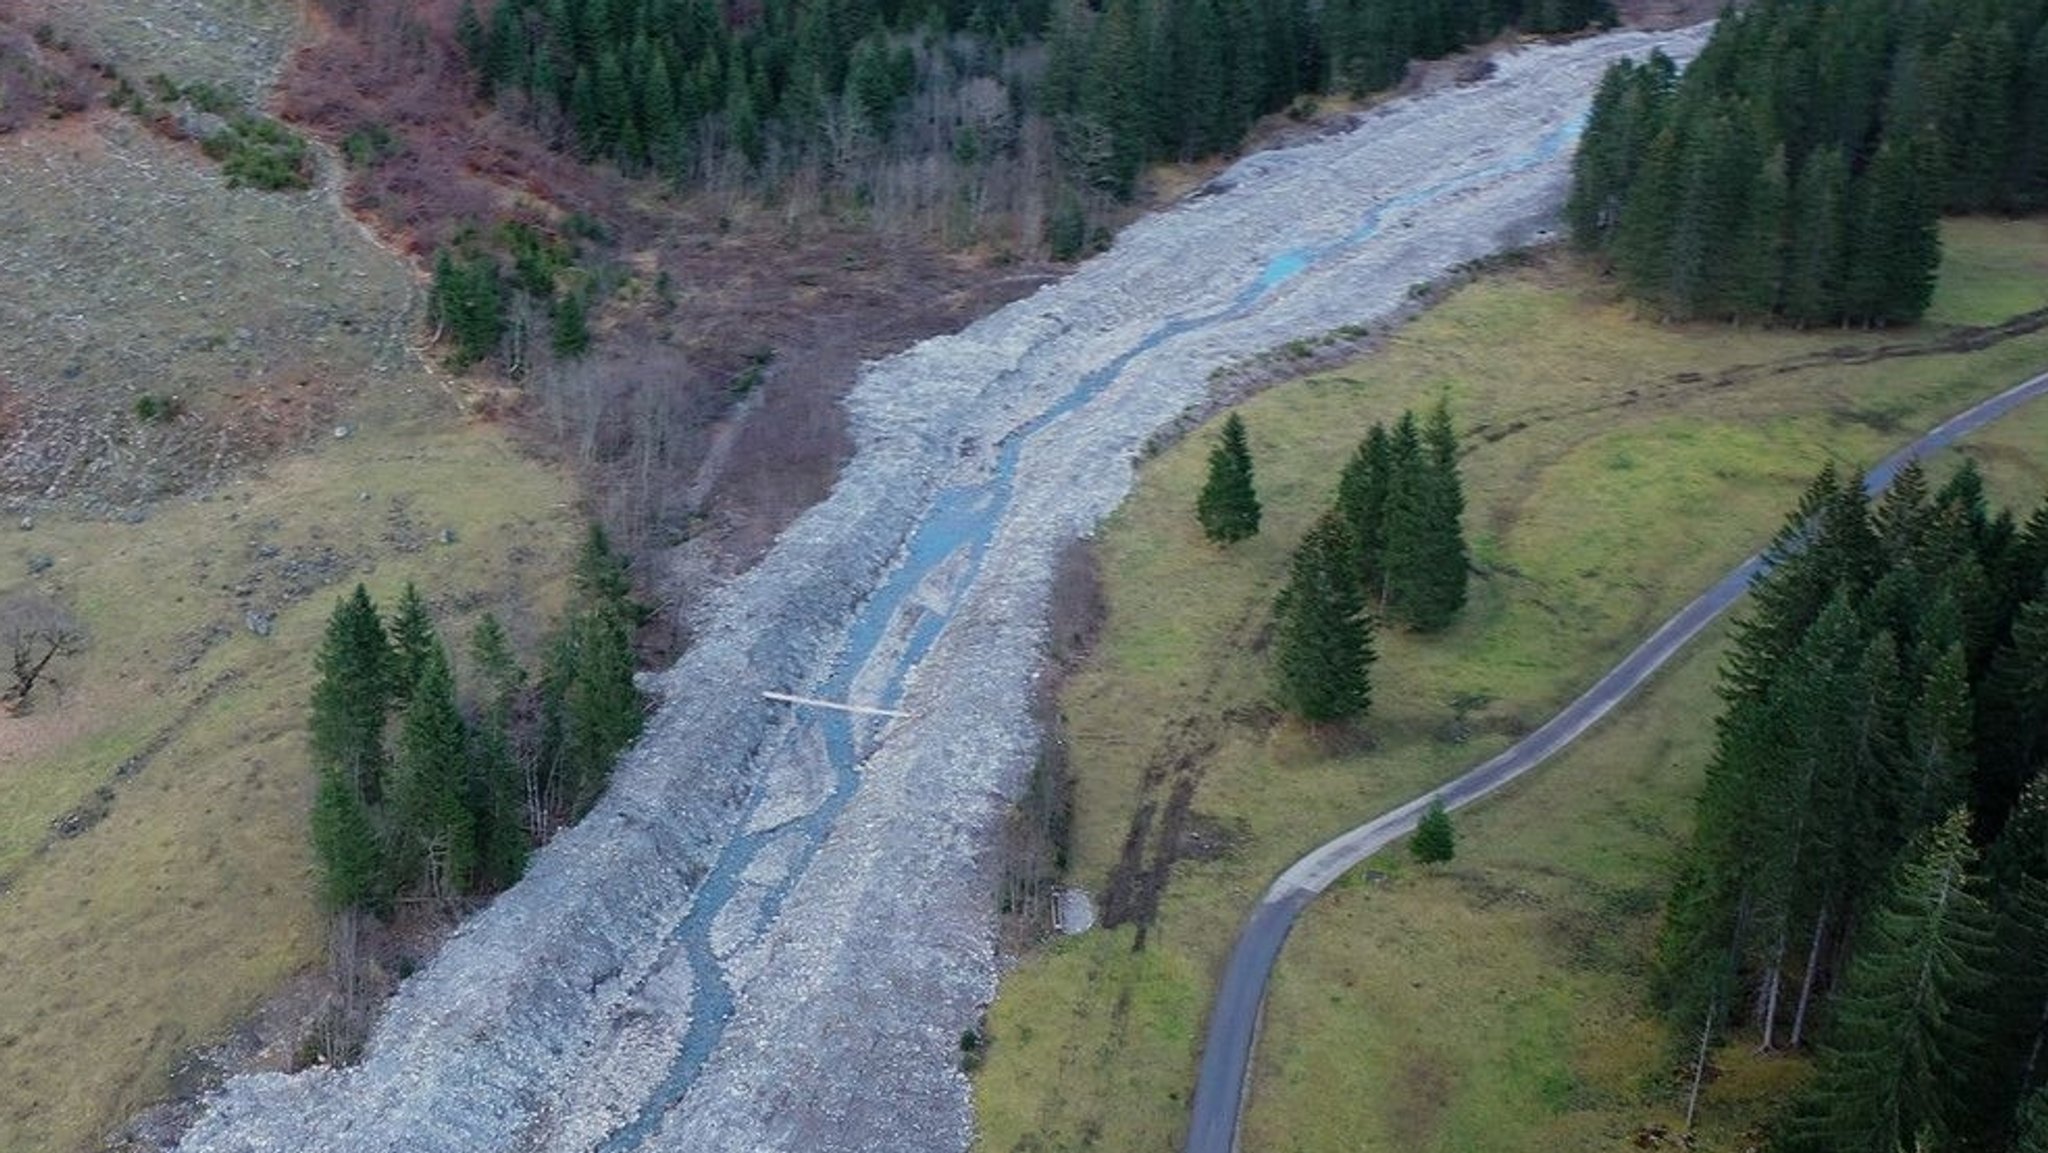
[761,691,910,720]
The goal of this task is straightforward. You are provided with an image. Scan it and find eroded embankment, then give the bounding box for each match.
[175,25,1708,1153]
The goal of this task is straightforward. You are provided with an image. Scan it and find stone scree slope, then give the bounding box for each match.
[175,25,1707,1153]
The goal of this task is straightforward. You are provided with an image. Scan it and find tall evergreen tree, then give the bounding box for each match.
[1197,413,1262,544]
[575,521,638,618]
[309,585,394,802]
[553,603,642,815]
[1842,133,1942,326]
[1977,781,2048,1149]
[1336,422,1393,591]
[1377,411,1431,615]
[387,581,437,705]
[1978,600,2048,838]
[309,765,386,911]
[552,291,591,358]
[1414,398,1470,629]
[468,614,530,888]
[1783,147,1850,327]
[1274,513,1375,723]
[394,644,477,896]
[1897,643,1975,839]
[1792,811,1995,1153]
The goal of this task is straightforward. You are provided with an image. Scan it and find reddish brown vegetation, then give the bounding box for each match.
[278,0,1054,585]
[279,0,610,255]
[0,19,99,134]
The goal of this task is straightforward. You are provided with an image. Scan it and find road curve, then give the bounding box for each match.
[1183,367,2048,1153]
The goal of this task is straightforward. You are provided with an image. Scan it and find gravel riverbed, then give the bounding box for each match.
[175,24,1707,1153]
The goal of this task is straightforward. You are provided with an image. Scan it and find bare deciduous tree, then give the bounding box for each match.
[2,593,86,714]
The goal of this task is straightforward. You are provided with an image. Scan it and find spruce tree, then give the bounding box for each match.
[644,50,683,176]
[1336,422,1393,591]
[1976,781,2048,1149]
[539,524,646,820]
[1784,147,1850,327]
[1978,600,2048,838]
[1721,465,1865,708]
[1381,410,1465,630]
[1415,398,1470,630]
[1874,458,1931,567]
[309,585,394,802]
[1411,799,1455,863]
[595,49,630,157]
[481,0,523,101]
[557,603,643,815]
[2013,23,2048,211]
[1897,644,1975,839]
[1843,134,1941,326]
[552,291,591,358]
[387,581,437,705]
[469,613,530,888]
[310,765,385,911]
[1274,513,1374,723]
[469,704,529,889]
[470,611,525,718]
[2009,498,2048,608]
[394,644,477,896]
[570,64,601,158]
[1567,61,1637,249]
[1196,413,1261,544]
[1748,591,1867,1048]
[1792,811,1995,1153]
[574,521,644,627]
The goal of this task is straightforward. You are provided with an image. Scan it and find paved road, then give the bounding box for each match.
[1183,367,2048,1153]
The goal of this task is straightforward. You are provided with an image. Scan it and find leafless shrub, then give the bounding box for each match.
[2,592,86,713]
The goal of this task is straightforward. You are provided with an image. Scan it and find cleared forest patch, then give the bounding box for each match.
[972,217,2048,1153]
[0,112,417,510]
[8,0,298,107]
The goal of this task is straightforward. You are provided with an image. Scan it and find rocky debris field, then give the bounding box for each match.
[14,0,300,106]
[173,25,1708,1153]
[0,112,416,511]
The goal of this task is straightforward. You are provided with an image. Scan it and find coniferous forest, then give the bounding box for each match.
[308,527,647,914]
[1570,0,2048,326]
[1660,461,2048,1151]
[464,0,1616,209]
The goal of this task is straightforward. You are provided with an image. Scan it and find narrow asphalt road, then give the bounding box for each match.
[1182,367,2048,1153]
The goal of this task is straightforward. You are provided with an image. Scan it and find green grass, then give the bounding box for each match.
[1925,217,2048,326]
[972,217,2048,1153]
[0,421,582,1151]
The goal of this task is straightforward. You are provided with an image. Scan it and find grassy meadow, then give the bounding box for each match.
[972,216,2048,1153]
[0,411,582,1151]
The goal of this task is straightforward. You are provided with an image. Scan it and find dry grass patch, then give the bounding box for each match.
[0,418,581,1152]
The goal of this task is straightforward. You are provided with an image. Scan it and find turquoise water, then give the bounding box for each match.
[598,110,1588,1152]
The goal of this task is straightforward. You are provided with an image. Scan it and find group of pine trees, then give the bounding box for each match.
[1658,461,2048,1150]
[1336,402,1470,632]
[428,218,595,371]
[308,526,646,913]
[453,0,1617,224]
[1045,0,1614,196]
[461,0,937,178]
[1209,401,1467,725]
[1570,0,2048,326]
